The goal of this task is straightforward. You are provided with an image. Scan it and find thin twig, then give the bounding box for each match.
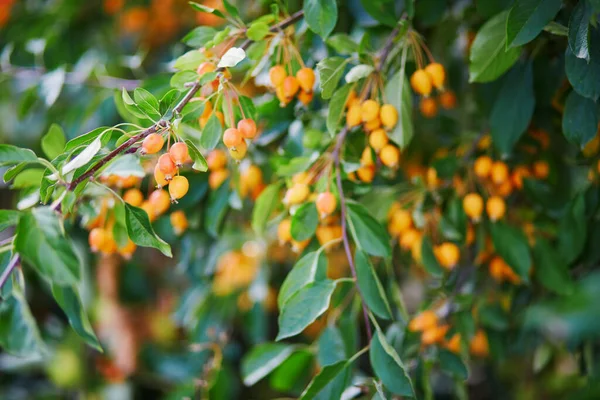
[0,254,20,293]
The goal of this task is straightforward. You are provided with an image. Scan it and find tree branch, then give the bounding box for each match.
[0,255,20,295]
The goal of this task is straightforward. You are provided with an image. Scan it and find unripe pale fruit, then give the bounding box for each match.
[491,161,509,184]
[297,90,313,105]
[439,90,456,109]
[296,67,315,92]
[380,144,400,167]
[278,218,292,243]
[170,210,189,235]
[207,149,227,171]
[123,188,144,207]
[89,227,108,252]
[435,242,460,269]
[269,65,287,86]
[316,191,337,216]
[158,153,177,180]
[346,104,362,127]
[425,62,446,89]
[419,97,438,118]
[361,100,380,123]
[486,196,506,221]
[474,156,493,179]
[154,163,168,188]
[369,129,389,151]
[284,183,310,205]
[142,133,164,154]
[149,189,171,215]
[223,128,243,148]
[463,193,484,221]
[229,140,247,160]
[237,118,257,139]
[169,142,189,166]
[282,76,300,98]
[169,176,189,201]
[380,104,398,129]
[209,169,230,189]
[410,69,433,96]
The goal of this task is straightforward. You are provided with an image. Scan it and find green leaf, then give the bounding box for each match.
[506,0,562,48]
[469,11,522,82]
[121,88,147,119]
[241,343,296,386]
[317,57,347,99]
[51,285,102,351]
[346,202,391,258]
[566,27,600,101]
[277,280,337,340]
[64,127,110,151]
[557,194,586,264]
[15,207,80,285]
[370,329,415,397]
[12,168,44,188]
[490,62,535,155]
[41,124,66,160]
[568,0,592,61]
[184,139,208,172]
[562,90,598,148]
[291,202,319,241]
[247,21,270,41]
[326,34,359,55]
[421,236,444,277]
[204,179,230,237]
[171,71,198,90]
[300,360,348,400]
[0,145,37,166]
[490,222,532,282]
[359,0,398,27]
[199,113,223,151]
[532,238,574,295]
[189,2,226,19]
[174,50,204,71]
[438,349,468,380]
[327,84,353,136]
[355,250,392,319]
[0,290,45,356]
[317,326,347,366]
[384,71,413,149]
[0,210,20,231]
[134,88,161,118]
[182,26,218,47]
[160,89,182,117]
[304,0,338,39]
[100,154,144,178]
[124,204,172,257]
[221,0,239,18]
[270,350,314,392]
[252,183,282,234]
[278,248,327,309]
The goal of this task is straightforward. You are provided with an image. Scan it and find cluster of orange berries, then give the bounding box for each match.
[143,134,190,203]
[419,90,457,118]
[222,117,258,161]
[213,250,260,296]
[269,65,315,106]
[128,186,189,234]
[410,62,456,118]
[408,310,489,357]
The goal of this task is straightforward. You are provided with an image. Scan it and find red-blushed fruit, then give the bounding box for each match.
[158,153,177,180]
[223,128,243,148]
[316,191,337,216]
[123,188,144,207]
[237,118,257,139]
[142,133,164,154]
[169,176,189,201]
[169,142,189,166]
[149,189,171,215]
[296,67,315,92]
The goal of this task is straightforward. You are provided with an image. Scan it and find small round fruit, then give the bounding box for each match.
[421,325,450,346]
[149,189,171,215]
[154,163,169,188]
[425,62,446,89]
[316,191,337,216]
[237,118,257,139]
[297,90,313,105]
[223,128,243,148]
[363,117,382,132]
[463,193,484,221]
[278,219,292,243]
[380,144,400,168]
[388,209,413,236]
[119,240,137,259]
[207,149,227,171]
[490,161,509,184]
[399,228,421,250]
[170,210,189,235]
[486,196,506,221]
[489,256,507,282]
[169,142,189,166]
[356,165,375,183]
[296,67,315,92]
[419,97,438,118]
[445,333,462,354]
[169,176,189,201]
[532,160,549,179]
[408,310,438,332]
[369,129,389,152]
[469,330,489,357]
[435,242,460,269]
[123,188,144,207]
[439,90,456,109]
[474,156,493,179]
[346,104,362,128]
[158,153,177,180]
[284,183,310,205]
[410,69,433,96]
[361,100,380,123]
[269,65,287,87]
[243,165,263,190]
[380,104,398,129]
[89,228,108,252]
[142,133,164,154]
[282,76,300,98]
[209,169,230,189]
[511,165,531,189]
[229,140,248,160]
[140,201,156,222]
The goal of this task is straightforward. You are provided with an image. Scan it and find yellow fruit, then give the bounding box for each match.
[361,147,374,166]
[435,242,460,269]
[118,239,136,259]
[445,333,462,354]
[242,165,263,190]
[474,155,493,179]
[229,140,248,160]
[478,134,492,150]
[123,188,144,207]
[356,165,375,183]
[142,133,164,154]
[297,89,314,105]
[278,218,292,243]
[316,191,337,216]
[140,201,156,222]
[380,104,398,129]
[421,324,450,346]
[369,129,389,152]
[426,167,440,188]
[89,228,108,252]
[316,224,342,246]
[209,169,229,189]
[419,97,438,118]
[380,144,400,168]
[469,330,489,357]
[170,210,189,235]
[408,310,438,332]
[154,163,168,188]
[388,208,413,236]
[293,171,311,184]
[410,69,433,96]
[424,62,446,89]
[463,193,484,221]
[296,67,315,92]
[490,161,509,184]
[346,104,362,128]
[169,176,189,201]
[400,228,421,250]
[361,100,380,123]
[486,196,506,221]
[269,65,287,86]
[363,117,382,132]
[284,183,310,205]
[46,348,82,388]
